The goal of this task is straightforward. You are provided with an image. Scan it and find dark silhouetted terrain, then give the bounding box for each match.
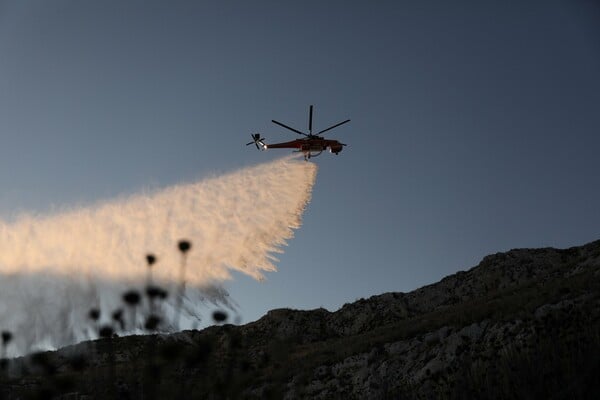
[1,240,599,399]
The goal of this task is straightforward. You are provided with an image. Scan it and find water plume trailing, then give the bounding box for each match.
[0,155,317,356]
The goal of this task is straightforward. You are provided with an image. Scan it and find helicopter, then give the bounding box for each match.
[246,105,350,160]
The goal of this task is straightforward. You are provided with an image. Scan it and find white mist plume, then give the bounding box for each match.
[0,156,317,355]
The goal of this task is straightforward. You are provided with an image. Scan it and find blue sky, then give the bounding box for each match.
[1,1,599,324]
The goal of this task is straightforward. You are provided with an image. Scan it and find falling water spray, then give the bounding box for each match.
[0,156,317,356]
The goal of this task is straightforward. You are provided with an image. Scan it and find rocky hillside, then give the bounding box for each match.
[1,240,599,399]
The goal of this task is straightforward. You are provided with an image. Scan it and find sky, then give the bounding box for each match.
[0,0,599,325]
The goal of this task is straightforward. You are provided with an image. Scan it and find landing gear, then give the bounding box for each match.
[303,150,323,161]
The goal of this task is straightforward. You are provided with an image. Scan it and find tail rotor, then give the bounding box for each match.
[246,133,266,150]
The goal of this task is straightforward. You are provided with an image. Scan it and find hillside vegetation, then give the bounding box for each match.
[1,240,599,399]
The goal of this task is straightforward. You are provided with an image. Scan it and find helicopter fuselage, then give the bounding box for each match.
[265,137,344,158]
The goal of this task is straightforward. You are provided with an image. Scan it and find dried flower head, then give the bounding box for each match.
[146,254,157,266]
[146,285,168,300]
[1,331,12,345]
[178,240,191,254]
[112,309,123,322]
[158,288,169,300]
[88,308,101,321]
[123,290,141,306]
[212,310,228,323]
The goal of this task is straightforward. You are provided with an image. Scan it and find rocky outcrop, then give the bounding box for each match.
[1,240,599,399]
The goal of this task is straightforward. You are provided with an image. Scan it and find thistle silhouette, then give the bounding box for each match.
[112,309,125,331]
[145,253,159,315]
[146,286,168,300]
[88,308,101,337]
[1,330,12,359]
[146,254,157,266]
[212,310,228,324]
[146,253,157,286]
[88,308,100,322]
[144,252,170,329]
[123,290,141,306]
[123,290,141,331]
[178,240,191,254]
[174,239,192,329]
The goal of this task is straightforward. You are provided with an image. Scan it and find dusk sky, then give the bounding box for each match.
[1,1,599,325]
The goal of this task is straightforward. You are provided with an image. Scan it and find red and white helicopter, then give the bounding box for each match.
[247,105,350,160]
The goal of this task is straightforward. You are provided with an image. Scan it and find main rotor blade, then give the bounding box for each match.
[272,120,308,136]
[318,119,351,135]
[309,105,313,135]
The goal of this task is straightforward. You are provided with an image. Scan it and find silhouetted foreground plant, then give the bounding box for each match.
[174,239,192,329]
[177,240,191,254]
[88,308,100,322]
[1,330,12,378]
[123,289,141,330]
[112,308,125,331]
[212,310,228,324]
[123,290,141,306]
[1,331,12,345]
[145,315,161,331]
[146,285,168,301]
[2,239,240,400]
[84,251,173,338]
[1,331,12,359]
[146,253,157,289]
[146,253,157,267]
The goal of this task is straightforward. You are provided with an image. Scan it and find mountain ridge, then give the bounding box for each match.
[1,239,599,399]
